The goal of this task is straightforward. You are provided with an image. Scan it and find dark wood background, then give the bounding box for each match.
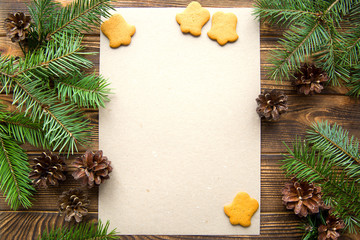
[0,0,359,239]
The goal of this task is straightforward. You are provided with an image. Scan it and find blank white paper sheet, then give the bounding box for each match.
[99,7,260,235]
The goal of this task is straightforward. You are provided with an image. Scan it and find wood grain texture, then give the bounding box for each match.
[0,0,360,239]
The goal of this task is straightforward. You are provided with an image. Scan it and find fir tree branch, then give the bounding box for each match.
[1,33,93,85]
[55,72,111,108]
[10,76,91,154]
[307,121,360,163]
[269,21,327,81]
[282,139,360,232]
[313,24,349,85]
[27,0,60,42]
[43,103,91,154]
[39,220,118,240]
[307,121,360,181]
[254,0,360,86]
[18,33,93,80]
[253,0,318,26]
[0,111,47,149]
[0,133,34,210]
[346,66,360,97]
[46,0,114,40]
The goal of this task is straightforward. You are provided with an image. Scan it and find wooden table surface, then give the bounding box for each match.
[1,0,360,239]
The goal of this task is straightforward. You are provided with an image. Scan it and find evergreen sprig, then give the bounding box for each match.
[0,133,34,210]
[39,220,118,240]
[46,0,114,39]
[0,0,113,210]
[307,121,360,181]
[281,121,360,233]
[347,67,360,96]
[0,108,47,148]
[254,0,360,88]
[55,72,111,108]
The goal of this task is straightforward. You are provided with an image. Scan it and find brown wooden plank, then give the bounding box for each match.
[0,211,304,240]
[0,211,98,240]
[261,94,360,153]
[2,93,358,155]
[0,154,288,213]
[1,0,360,239]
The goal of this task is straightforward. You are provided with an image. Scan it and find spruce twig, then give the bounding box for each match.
[282,128,360,232]
[39,220,118,240]
[0,133,34,210]
[46,0,114,40]
[0,0,113,210]
[307,121,360,181]
[254,0,360,87]
[55,72,111,108]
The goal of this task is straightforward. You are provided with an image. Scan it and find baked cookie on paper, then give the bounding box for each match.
[101,14,136,48]
[176,1,210,37]
[207,12,238,46]
[224,192,259,227]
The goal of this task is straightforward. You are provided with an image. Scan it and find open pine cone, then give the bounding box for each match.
[256,89,288,121]
[318,214,345,240]
[293,63,329,95]
[58,188,90,222]
[29,151,66,189]
[4,12,31,42]
[282,178,325,217]
[72,150,112,188]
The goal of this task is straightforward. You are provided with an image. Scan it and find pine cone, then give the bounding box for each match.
[318,214,345,240]
[293,63,329,95]
[282,178,324,217]
[72,150,112,188]
[256,89,288,121]
[4,12,31,42]
[58,188,90,222]
[29,151,66,189]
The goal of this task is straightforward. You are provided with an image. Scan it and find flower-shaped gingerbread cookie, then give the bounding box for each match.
[207,12,238,46]
[176,1,210,36]
[224,192,259,227]
[101,14,136,48]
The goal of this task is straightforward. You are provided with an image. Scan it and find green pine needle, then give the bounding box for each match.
[46,0,114,39]
[43,103,92,154]
[0,0,114,212]
[254,0,360,86]
[253,0,318,27]
[346,66,360,97]
[0,133,34,210]
[55,72,111,108]
[0,110,47,149]
[27,0,60,46]
[268,20,328,81]
[306,121,360,181]
[39,220,118,240]
[282,134,360,232]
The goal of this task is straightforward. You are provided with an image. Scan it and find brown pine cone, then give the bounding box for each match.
[256,89,288,121]
[72,150,112,188]
[29,151,66,189]
[282,178,325,217]
[293,63,329,95]
[4,12,31,42]
[318,214,345,240]
[58,188,90,222]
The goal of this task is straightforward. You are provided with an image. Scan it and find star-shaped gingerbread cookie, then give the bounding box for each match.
[176,1,210,37]
[101,14,136,48]
[224,192,259,227]
[207,12,238,46]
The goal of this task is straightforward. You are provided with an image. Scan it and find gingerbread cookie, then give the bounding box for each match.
[176,1,210,37]
[101,14,136,48]
[207,12,238,46]
[224,192,259,227]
